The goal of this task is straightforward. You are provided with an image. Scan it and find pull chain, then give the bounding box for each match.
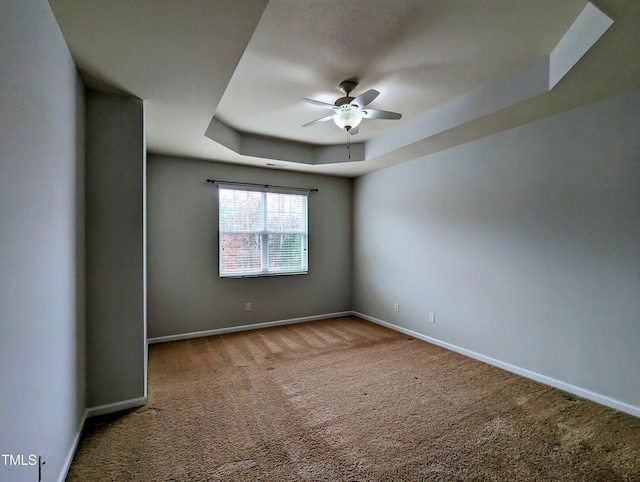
[347,129,351,159]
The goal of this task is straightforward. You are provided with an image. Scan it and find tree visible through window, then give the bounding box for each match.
[218,185,308,277]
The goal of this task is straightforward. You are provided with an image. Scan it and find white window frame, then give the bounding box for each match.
[218,184,309,278]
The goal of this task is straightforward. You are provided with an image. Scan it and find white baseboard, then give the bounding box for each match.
[147,311,352,344]
[58,398,147,481]
[56,409,87,482]
[86,396,148,418]
[354,311,640,419]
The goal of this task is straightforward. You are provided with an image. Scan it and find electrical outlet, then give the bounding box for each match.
[429,312,436,323]
[394,303,399,312]
[245,302,251,312]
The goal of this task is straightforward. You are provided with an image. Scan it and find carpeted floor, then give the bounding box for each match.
[67,316,640,481]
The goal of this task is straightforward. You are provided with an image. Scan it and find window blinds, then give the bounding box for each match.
[218,185,308,277]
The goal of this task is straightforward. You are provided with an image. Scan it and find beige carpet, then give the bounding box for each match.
[67,316,640,481]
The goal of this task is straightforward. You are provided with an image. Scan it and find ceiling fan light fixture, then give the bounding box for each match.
[333,109,364,131]
[302,80,401,135]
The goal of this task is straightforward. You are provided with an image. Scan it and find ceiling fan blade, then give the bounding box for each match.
[362,108,402,120]
[350,89,379,108]
[302,98,338,110]
[302,114,336,127]
[349,125,359,135]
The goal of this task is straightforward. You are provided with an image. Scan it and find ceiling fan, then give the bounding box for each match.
[302,80,402,135]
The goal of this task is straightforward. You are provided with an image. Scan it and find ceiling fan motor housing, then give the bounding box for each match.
[335,96,355,106]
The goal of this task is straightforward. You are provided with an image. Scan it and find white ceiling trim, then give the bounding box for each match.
[550,2,614,88]
[205,117,365,165]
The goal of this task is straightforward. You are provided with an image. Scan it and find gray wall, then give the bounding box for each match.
[0,1,85,480]
[353,87,640,412]
[85,92,146,409]
[147,155,352,338]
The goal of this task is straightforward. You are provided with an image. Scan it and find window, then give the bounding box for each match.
[218,185,308,277]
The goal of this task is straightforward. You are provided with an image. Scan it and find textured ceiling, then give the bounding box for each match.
[49,0,640,177]
[216,0,584,144]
